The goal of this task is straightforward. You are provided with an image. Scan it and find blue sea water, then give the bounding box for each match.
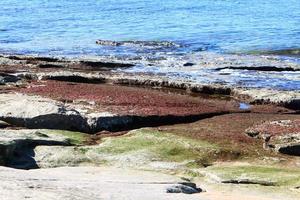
[0,0,300,57]
[1,0,300,91]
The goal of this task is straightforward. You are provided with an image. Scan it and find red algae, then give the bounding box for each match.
[19,80,239,116]
[246,119,300,137]
[160,113,300,147]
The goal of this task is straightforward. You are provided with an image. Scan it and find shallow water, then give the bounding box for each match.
[0,0,300,90]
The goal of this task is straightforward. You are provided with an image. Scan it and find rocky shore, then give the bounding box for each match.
[0,54,299,199]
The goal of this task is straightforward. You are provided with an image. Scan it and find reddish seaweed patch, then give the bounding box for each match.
[19,80,240,116]
[246,119,300,137]
[158,113,300,152]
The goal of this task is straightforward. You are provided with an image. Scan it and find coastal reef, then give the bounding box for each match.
[0,54,299,200]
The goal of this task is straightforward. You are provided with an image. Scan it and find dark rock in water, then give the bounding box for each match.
[166,182,202,194]
[96,39,180,48]
[80,61,134,69]
[96,40,122,46]
[215,66,298,72]
[7,55,61,62]
[38,63,65,69]
[183,62,195,67]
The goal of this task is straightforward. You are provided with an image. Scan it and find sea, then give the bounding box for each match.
[0,0,300,90]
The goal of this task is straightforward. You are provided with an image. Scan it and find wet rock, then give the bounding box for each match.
[166,182,202,194]
[47,75,106,84]
[215,66,298,72]
[79,61,134,69]
[7,55,61,62]
[96,39,122,46]
[183,62,194,67]
[0,73,20,85]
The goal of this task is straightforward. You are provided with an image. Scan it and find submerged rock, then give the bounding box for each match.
[96,39,180,48]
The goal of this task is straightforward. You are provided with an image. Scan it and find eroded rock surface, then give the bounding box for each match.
[0,129,71,168]
[246,120,300,156]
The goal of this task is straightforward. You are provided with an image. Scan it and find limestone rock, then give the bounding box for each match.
[0,93,90,132]
[234,89,300,109]
[0,129,70,168]
[0,166,203,200]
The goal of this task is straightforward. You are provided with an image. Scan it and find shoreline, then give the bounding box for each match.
[0,53,300,199]
[1,53,300,109]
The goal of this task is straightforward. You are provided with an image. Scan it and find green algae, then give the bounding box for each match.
[40,129,89,146]
[207,165,300,187]
[98,128,219,163]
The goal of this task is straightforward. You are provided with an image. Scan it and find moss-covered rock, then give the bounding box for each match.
[205,165,300,187]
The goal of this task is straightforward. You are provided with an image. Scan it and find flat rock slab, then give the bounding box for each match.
[0,166,205,200]
[0,93,91,132]
[234,89,300,110]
